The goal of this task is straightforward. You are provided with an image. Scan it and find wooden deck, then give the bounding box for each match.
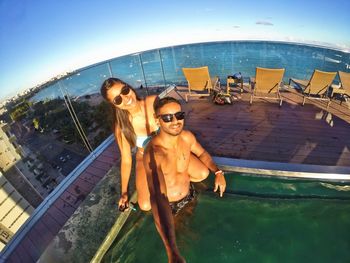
[173,85,350,167]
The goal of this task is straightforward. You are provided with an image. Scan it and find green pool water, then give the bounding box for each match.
[102,173,350,263]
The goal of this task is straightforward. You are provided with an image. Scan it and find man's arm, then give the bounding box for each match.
[186,131,226,197]
[143,145,185,263]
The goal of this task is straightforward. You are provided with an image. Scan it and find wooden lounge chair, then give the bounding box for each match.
[332,71,350,105]
[182,66,219,102]
[249,67,285,106]
[289,70,336,109]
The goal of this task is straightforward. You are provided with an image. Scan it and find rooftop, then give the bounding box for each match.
[1,84,350,262]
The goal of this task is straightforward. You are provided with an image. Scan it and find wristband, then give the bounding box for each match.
[215,170,224,175]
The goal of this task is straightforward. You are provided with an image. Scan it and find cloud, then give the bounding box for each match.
[256,21,273,26]
[204,8,213,12]
[232,25,240,28]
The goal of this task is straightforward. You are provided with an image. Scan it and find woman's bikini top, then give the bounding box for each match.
[135,96,160,149]
[136,135,152,148]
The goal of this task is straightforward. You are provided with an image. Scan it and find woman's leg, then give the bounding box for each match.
[188,153,209,182]
[135,149,151,211]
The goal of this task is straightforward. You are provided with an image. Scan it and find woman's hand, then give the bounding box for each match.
[118,192,129,212]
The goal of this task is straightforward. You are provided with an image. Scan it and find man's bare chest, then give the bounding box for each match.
[160,146,190,175]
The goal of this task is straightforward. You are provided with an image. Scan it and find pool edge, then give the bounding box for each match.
[214,157,350,181]
[93,156,350,262]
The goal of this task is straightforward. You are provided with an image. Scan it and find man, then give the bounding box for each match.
[143,97,226,263]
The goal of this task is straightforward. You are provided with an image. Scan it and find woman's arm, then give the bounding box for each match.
[114,125,133,211]
[145,95,159,133]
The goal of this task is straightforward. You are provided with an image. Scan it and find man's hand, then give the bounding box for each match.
[118,192,129,212]
[169,251,186,263]
[214,170,226,197]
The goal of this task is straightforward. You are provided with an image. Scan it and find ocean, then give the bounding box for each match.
[30,41,350,102]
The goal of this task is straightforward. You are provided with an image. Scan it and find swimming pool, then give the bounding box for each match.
[102,172,350,263]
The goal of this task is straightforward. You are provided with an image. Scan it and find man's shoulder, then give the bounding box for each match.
[145,136,165,153]
[180,130,196,143]
[144,143,167,165]
[148,133,161,145]
[180,129,193,136]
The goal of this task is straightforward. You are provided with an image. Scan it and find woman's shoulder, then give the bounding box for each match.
[145,95,158,103]
[145,95,158,110]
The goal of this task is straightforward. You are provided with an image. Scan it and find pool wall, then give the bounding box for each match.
[214,156,350,182]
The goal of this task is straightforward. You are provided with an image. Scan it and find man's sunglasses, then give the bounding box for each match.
[113,85,131,105]
[158,111,185,122]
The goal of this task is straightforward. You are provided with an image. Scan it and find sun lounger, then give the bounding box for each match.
[289,69,336,109]
[249,67,285,106]
[332,71,350,105]
[182,66,219,102]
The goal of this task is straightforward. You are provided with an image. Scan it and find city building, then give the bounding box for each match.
[0,121,25,172]
[0,172,34,251]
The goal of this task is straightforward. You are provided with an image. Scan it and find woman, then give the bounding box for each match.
[101,78,208,211]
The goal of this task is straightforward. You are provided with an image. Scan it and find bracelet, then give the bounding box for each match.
[215,170,224,175]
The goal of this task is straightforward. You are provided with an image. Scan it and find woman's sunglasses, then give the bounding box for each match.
[158,111,185,122]
[112,85,131,105]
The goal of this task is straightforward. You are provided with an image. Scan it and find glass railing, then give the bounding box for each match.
[24,40,350,152]
[1,40,349,252]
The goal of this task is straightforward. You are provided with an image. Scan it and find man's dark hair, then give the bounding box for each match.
[153,96,181,115]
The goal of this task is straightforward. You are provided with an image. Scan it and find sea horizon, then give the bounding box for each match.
[2,39,350,105]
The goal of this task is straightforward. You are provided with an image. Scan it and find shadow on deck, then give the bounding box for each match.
[176,85,350,166]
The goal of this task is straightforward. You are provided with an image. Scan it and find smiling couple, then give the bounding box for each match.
[101,78,226,263]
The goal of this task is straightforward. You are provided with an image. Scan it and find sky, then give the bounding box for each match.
[0,0,349,102]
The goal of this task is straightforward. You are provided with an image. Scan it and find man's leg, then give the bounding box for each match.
[188,153,209,182]
[135,150,151,211]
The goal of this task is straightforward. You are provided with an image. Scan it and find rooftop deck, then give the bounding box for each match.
[1,84,350,262]
[178,85,350,166]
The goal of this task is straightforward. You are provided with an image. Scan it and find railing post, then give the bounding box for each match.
[138,54,149,95]
[158,49,167,90]
[107,61,113,77]
[58,81,93,153]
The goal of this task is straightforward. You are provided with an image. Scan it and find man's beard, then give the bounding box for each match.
[163,123,183,136]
